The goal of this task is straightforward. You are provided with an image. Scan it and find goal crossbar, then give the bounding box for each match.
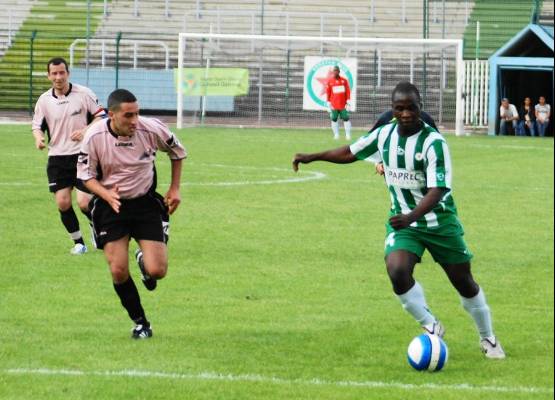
[177,33,465,135]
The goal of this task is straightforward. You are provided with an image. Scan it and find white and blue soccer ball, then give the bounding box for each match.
[407,333,449,372]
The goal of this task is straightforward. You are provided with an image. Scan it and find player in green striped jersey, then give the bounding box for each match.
[292,82,505,359]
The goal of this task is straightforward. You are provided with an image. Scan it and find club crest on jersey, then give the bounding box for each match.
[436,172,445,181]
[415,152,424,161]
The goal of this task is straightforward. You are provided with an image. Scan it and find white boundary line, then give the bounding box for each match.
[0,165,327,187]
[3,368,553,395]
[463,143,554,151]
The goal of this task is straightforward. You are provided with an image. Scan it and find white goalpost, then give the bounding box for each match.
[177,33,465,136]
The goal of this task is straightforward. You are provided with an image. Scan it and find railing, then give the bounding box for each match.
[463,59,489,126]
[69,38,170,69]
[184,9,359,39]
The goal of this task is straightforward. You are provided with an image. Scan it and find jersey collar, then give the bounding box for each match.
[51,83,73,99]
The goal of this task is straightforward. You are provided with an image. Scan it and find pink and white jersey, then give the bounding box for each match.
[32,83,105,156]
[77,116,187,199]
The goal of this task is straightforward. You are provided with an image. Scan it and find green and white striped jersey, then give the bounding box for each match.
[350,120,460,231]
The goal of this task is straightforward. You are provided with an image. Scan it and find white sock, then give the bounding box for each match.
[331,121,340,137]
[397,281,436,326]
[461,288,494,339]
[344,120,352,138]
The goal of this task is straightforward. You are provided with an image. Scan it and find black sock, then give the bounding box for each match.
[113,277,148,325]
[59,207,83,244]
[82,209,92,222]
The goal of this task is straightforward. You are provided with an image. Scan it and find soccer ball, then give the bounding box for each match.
[407,333,449,372]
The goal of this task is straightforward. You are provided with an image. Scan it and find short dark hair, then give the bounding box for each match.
[47,57,69,73]
[392,81,422,103]
[107,89,137,111]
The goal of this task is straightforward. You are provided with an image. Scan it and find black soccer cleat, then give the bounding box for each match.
[135,249,157,291]
[131,323,153,339]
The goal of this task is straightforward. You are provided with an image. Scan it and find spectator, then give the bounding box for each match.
[535,96,551,137]
[517,97,536,137]
[499,98,519,136]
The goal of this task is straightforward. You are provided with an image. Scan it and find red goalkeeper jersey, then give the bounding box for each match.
[326,76,350,110]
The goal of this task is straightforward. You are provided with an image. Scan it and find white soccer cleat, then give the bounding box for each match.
[346,135,351,140]
[422,320,445,338]
[480,337,506,359]
[70,243,88,255]
[333,134,340,140]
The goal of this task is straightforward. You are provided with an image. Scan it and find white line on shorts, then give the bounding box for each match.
[3,367,553,395]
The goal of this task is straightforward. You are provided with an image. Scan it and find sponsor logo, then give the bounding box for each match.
[70,108,82,116]
[397,146,405,156]
[436,172,445,181]
[386,168,426,190]
[99,231,107,236]
[115,142,133,147]
[57,100,69,105]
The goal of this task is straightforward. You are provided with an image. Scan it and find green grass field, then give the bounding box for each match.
[0,124,553,399]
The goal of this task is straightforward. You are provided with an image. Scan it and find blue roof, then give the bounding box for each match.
[540,25,554,39]
[490,23,554,59]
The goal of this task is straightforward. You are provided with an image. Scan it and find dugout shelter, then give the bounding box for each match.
[487,24,554,136]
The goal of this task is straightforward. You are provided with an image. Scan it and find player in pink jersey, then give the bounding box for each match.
[32,57,106,255]
[326,65,352,140]
[78,89,186,339]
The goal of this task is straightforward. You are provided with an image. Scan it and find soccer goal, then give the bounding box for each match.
[177,33,464,135]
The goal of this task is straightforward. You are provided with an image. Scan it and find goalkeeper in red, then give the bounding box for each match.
[326,65,352,140]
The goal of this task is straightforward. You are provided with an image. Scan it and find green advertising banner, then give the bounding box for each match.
[175,68,250,96]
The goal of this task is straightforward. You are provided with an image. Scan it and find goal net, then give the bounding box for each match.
[177,33,464,135]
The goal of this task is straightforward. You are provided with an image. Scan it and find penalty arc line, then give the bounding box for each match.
[3,368,553,395]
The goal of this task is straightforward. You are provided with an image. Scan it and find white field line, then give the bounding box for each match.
[462,143,553,151]
[3,368,553,395]
[0,165,327,187]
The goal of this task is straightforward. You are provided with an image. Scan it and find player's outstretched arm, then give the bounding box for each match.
[292,145,357,172]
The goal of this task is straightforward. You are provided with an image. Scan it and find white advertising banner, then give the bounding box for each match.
[303,57,358,111]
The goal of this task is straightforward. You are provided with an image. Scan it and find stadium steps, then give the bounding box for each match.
[462,1,538,59]
[0,0,105,110]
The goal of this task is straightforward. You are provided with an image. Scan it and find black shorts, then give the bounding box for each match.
[89,192,169,249]
[47,155,89,193]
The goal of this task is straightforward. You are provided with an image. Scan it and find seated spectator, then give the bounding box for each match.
[535,96,551,137]
[517,97,536,136]
[499,98,519,135]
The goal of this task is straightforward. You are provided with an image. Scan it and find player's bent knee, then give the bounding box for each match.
[77,199,89,212]
[143,258,167,279]
[110,265,130,283]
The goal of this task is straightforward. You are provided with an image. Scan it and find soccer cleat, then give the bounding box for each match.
[333,135,340,140]
[70,243,88,255]
[480,337,506,359]
[131,323,153,339]
[346,135,351,140]
[135,249,157,291]
[422,320,445,338]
